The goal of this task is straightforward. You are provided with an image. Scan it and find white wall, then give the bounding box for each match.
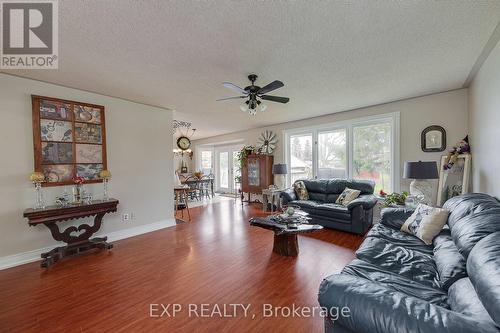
[469,40,500,198]
[193,89,469,192]
[0,74,174,263]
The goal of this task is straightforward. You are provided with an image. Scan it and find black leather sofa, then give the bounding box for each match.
[318,193,500,333]
[281,179,377,235]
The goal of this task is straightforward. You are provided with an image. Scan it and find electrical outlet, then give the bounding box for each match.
[122,213,130,222]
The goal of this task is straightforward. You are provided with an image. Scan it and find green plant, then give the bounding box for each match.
[236,145,256,168]
[383,191,409,207]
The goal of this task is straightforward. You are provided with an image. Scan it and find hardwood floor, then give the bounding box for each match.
[0,200,364,333]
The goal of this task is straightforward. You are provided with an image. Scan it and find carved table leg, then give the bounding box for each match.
[40,213,113,267]
[273,233,299,257]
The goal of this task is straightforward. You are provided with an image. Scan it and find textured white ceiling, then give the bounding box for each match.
[4,1,500,139]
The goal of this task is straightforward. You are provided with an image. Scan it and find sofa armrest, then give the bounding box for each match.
[280,188,297,205]
[318,274,498,333]
[346,194,377,211]
[380,207,414,229]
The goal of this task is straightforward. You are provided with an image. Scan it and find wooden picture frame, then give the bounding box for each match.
[436,154,471,207]
[421,125,446,152]
[32,95,107,187]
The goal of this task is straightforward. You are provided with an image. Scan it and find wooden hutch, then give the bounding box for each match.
[241,154,274,203]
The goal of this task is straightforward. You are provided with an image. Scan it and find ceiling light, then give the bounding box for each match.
[240,104,248,112]
[260,103,267,112]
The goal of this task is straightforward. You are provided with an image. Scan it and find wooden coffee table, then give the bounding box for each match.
[250,215,323,257]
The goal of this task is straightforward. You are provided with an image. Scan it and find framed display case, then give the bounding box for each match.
[32,95,107,186]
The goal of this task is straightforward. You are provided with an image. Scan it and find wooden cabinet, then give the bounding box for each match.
[241,154,274,194]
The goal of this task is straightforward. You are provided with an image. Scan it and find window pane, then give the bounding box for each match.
[290,134,313,184]
[219,152,229,189]
[318,129,347,179]
[353,122,392,193]
[201,151,212,174]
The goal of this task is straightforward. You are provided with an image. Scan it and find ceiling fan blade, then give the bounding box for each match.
[260,95,290,103]
[216,96,246,101]
[222,82,249,95]
[257,80,284,95]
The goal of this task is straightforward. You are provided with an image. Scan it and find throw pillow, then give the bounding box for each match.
[336,188,361,206]
[401,204,450,245]
[293,181,309,200]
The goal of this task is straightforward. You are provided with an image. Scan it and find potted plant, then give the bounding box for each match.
[236,145,256,168]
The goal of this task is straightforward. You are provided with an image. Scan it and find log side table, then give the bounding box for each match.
[23,199,119,268]
[250,216,323,256]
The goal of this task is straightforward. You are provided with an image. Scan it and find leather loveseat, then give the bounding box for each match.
[281,179,377,235]
[318,193,500,333]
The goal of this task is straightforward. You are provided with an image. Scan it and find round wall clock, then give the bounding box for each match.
[177,136,191,150]
[257,130,278,154]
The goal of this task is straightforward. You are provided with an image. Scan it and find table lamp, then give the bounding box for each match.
[272,164,288,189]
[403,161,439,205]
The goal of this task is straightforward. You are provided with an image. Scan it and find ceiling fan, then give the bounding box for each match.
[216,74,290,115]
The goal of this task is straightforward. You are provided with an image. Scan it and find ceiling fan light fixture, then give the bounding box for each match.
[240,103,248,112]
[259,103,267,112]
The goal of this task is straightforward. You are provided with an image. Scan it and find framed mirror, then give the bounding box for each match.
[421,125,446,152]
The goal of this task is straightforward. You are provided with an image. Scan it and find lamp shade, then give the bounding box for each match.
[403,161,439,180]
[272,164,288,175]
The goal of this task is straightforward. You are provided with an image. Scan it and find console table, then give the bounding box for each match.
[23,199,119,268]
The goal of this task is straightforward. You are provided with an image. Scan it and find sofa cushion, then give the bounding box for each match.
[448,278,495,325]
[367,223,434,255]
[400,204,449,245]
[355,236,440,289]
[308,192,327,202]
[433,232,467,290]
[288,200,318,210]
[314,203,351,221]
[325,178,375,195]
[467,231,500,327]
[444,193,500,230]
[293,180,309,200]
[450,208,500,259]
[301,179,328,193]
[380,207,415,230]
[342,259,449,307]
[336,188,361,206]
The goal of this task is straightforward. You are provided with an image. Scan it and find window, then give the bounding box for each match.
[318,129,347,179]
[353,122,392,193]
[201,150,213,175]
[284,113,399,193]
[219,152,229,189]
[290,133,313,184]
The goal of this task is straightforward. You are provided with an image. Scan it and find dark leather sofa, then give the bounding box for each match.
[281,179,377,235]
[318,193,500,333]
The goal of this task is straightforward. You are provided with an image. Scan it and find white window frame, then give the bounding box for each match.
[283,112,400,192]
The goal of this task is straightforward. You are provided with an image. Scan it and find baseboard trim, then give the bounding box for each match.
[0,218,176,270]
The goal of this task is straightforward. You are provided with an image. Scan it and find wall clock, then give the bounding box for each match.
[257,130,278,154]
[177,136,191,150]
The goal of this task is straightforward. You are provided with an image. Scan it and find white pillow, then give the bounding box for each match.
[401,204,450,245]
[336,188,361,206]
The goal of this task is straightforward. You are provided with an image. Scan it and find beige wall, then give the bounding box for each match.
[469,40,500,198]
[193,89,469,192]
[0,74,174,260]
